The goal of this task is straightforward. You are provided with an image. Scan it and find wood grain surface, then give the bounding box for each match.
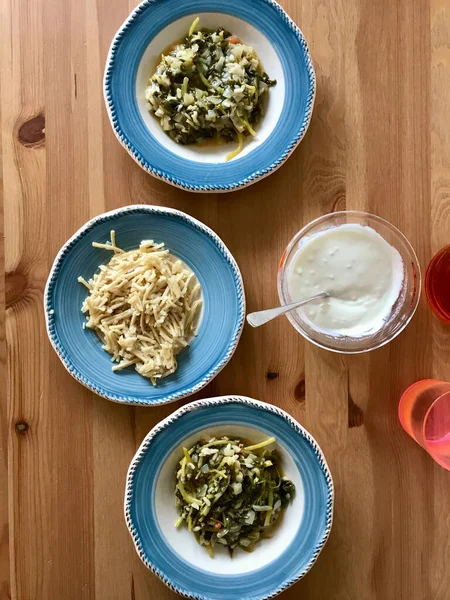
[1,0,450,598]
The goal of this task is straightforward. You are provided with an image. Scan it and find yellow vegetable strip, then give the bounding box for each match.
[243,437,276,452]
[188,16,200,37]
[226,130,244,161]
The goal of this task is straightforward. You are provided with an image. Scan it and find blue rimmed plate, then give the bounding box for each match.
[104,0,315,192]
[44,206,245,405]
[125,396,334,599]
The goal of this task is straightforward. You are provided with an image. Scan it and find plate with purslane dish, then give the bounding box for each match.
[125,396,334,600]
[44,205,245,406]
[104,0,315,192]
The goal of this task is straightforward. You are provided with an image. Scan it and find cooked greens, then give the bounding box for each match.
[146,18,276,160]
[175,436,295,557]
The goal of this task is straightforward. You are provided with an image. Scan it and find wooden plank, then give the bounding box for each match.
[43,0,95,597]
[283,1,354,597]
[430,1,450,599]
[0,5,9,592]
[348,1,434,598]
[1,0,51,598]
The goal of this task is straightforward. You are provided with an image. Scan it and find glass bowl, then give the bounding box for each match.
[277,211,421,354]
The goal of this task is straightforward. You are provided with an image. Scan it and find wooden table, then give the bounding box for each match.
[2,0,450,598]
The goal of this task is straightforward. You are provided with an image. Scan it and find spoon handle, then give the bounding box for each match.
[246,292,328,328]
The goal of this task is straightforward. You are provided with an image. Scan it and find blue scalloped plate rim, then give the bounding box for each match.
[103,0,316,192]
[125,396,334,600]
[44,206,246,406]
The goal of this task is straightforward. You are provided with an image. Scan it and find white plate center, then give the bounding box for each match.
[135,13,285,164]
[154,424,304,575]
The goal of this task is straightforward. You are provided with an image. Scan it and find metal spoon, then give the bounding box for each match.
[246,292,329,328]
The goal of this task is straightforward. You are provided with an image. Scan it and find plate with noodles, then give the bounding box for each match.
[44,205,245,405]
[104,0,315,192]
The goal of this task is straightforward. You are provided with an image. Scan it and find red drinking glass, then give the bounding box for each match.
[425,245,450,322]
[399,379,450,470]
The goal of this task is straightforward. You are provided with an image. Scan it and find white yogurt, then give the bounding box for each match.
[287,224,404,337]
